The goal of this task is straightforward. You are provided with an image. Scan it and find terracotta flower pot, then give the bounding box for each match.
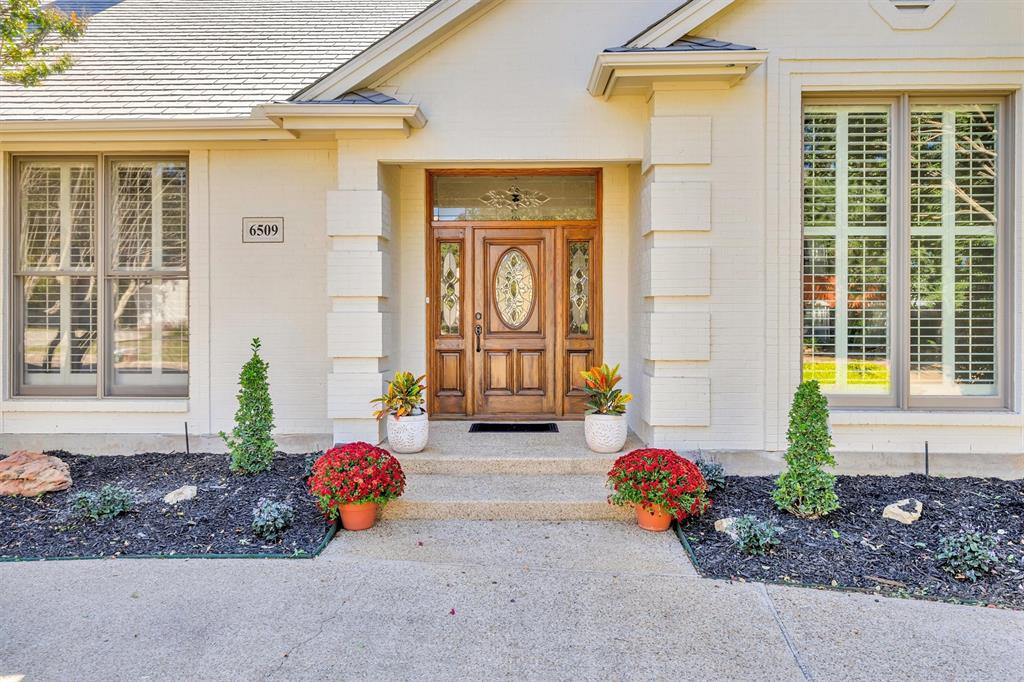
[635,504,673,532]
[338,502,379,531]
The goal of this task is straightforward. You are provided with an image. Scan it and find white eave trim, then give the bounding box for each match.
[292,0,502,102]
[0,116,298,142]
[0,117,278,132]
[254,102,427,130]
[0,103,427,142]
[587,50,768,97]
[628,0,741,48]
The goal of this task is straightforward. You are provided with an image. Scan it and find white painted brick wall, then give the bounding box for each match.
[326,251,388,297]
[644,375,711,426]
[648,181,711,233]
[647,247,711,297]
[326,190,388,238]
[646,116,712,168]
[647,311,710,361]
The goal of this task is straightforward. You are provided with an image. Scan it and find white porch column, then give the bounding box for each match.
[637,95,714,446]
[326,139,397,444]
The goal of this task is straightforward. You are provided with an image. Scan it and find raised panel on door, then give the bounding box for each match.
[483,350,514,395]
[436,351,463,395]
[565,350,593,396]
[516,350,545,395]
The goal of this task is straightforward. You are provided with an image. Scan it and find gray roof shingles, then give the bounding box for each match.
[605,36,756,53]
[0,0,436,120]
[331,88,404,105]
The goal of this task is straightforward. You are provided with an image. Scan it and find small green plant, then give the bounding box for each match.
[733,514,783,555]
[936,530,999,582]
[773,380,839,519]
[70,485,134,521]
[302,452,324,480]
[251,498,295,542]
[695,458,725,494]
[371,371,426,420]
[221,338,277,474]
[580,363,632,415]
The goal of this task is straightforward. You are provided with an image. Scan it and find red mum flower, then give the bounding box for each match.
[307,442,406,522]
[606,448,710,522]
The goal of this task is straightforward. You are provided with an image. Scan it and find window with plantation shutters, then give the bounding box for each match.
[802,98,1007,408]
[909,105,998,397]
[802,106,891,396]
[16,160,98,391]
[13,156,189,397]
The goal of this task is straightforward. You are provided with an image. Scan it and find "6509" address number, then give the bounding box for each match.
[242,217,284,243]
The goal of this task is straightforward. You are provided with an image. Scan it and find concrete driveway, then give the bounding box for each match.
[1,520,1021,681]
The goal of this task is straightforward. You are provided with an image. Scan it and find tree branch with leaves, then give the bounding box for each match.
[2,0,86,86]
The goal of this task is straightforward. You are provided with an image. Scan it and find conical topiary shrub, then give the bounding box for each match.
[772,380,838,519]
[220,338,276,474]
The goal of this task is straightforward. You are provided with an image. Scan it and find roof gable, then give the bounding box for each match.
[292,0,502,102]
[627,0,743,48]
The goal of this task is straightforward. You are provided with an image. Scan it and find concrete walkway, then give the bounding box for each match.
[1,521,1021,681]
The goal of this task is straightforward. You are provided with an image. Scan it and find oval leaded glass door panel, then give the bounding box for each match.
[493,247,535,329]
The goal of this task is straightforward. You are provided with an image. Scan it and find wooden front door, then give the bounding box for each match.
[426,169,602,419]
[473,228,556,415]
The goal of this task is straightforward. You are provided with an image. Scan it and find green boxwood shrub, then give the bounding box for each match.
[220,338,277,474]
[773,380,839,518]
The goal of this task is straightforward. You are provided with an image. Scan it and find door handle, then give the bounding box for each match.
[474,324,482,353]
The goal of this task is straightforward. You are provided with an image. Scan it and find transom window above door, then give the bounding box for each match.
[431,173,597,222]
[801,97,1008,409]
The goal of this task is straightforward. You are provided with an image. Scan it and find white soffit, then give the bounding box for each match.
[587,50,767,97]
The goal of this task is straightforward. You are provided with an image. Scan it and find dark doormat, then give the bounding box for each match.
[468,423,559,433]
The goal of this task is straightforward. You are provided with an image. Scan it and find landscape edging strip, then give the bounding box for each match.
[0,521,339,563]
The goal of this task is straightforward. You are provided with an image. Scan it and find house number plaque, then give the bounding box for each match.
[242,217,284,243]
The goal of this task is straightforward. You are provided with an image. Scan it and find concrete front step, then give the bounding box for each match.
[384,474,630,521]
[386,420,642,475]
[397,452,617,475]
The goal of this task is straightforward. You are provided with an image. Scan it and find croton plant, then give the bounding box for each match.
[371,371,426,420]
[607,448,711,521]
[307,442,406,520]
[580,363,632,415]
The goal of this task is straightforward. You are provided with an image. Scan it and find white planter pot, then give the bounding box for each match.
[584,414,627,454]
[386,412,429,454]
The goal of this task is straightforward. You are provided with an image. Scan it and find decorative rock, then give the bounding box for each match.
[882,498,923,525]
[163,485,198,505]
[0,450,73,497]
[714,517,738,539]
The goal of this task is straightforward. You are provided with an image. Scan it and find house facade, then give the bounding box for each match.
[0,0,1021,475]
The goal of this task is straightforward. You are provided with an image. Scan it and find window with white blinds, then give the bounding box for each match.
[13,157,189,397]
[909,105,998,397]
[802,106,891,396]
[802,99,1006,408]
[17,161,98,391]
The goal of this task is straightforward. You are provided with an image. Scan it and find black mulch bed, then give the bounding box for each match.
[680,475,1024,609]
[1,452,333,560]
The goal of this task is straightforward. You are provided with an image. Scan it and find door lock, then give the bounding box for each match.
[474,324,482,352]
